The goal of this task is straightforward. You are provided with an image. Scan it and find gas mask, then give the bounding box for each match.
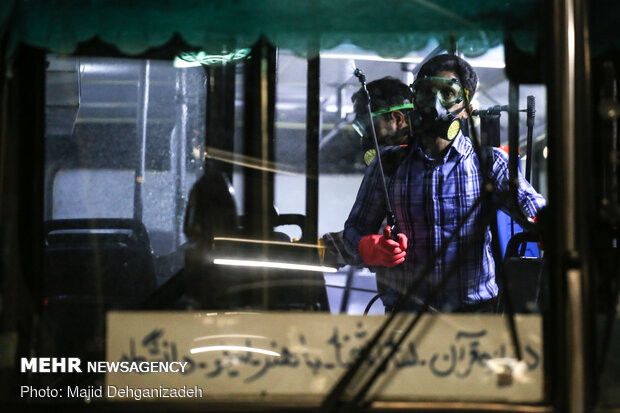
[410,76,467,141]
[352,103,414,165]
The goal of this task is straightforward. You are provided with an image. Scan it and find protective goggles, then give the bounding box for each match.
[351,103,414,138]
[411,76,465,109]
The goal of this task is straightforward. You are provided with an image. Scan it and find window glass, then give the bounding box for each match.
[46,56,206,255]
[38,42,548,407]
[42,55,207,360]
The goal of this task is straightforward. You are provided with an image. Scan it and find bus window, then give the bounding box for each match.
[0,0,563,408]
[41,55,208,361]
[36,38,551,404]
[46,55,206,257]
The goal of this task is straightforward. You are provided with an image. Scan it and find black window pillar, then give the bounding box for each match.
[243,37,276,240]
[205,61,236,180]
[305,53,320,245]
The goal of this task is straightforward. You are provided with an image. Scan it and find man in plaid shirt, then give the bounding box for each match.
[344,55,546,313]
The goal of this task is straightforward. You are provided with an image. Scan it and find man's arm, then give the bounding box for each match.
[490,147,547,221]
[343,157,392,264]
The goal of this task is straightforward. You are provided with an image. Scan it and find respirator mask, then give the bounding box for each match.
[410,76,467,141]
[352,103,414,166]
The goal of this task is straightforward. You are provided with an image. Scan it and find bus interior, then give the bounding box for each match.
[2,1,620,412]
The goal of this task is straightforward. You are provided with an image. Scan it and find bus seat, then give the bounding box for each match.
[44,218,156,298]
[500,231,545,313]
[182,169,328,311]
[42,218,157,355]
[496,211,540,258]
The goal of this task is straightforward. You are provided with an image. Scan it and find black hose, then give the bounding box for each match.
[363,294,382,316]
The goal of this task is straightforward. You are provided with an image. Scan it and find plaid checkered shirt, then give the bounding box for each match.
[343,132,547,311]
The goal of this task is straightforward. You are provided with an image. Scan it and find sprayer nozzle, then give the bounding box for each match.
[353,68,366,83]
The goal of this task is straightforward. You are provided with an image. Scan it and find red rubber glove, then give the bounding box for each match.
[532,215,544,252]
[358,226,408,268]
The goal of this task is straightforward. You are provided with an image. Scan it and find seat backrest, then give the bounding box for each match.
[42,218,157,356]
[501,231,545,313]
[44,218,156,298]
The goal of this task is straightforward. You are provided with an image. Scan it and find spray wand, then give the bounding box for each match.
[353,68,399,240]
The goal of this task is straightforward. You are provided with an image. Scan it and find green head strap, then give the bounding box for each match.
[371,102,414,117]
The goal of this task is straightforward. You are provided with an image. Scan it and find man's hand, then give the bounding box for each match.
[532,215,544,252]
[358,227,408,268]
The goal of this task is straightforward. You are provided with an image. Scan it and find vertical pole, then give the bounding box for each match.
[305,54,320,244]
[1,46,46,399]
[305,51,321,309]
[550,0,591,410]
[206,63,236,180]
[173,68,188,247]
[337,84,343,120]
[243,38,276,239]
[508,82,520,202]
[571,0,592,408]
[134,60,150,222]
[243,38,276,308]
